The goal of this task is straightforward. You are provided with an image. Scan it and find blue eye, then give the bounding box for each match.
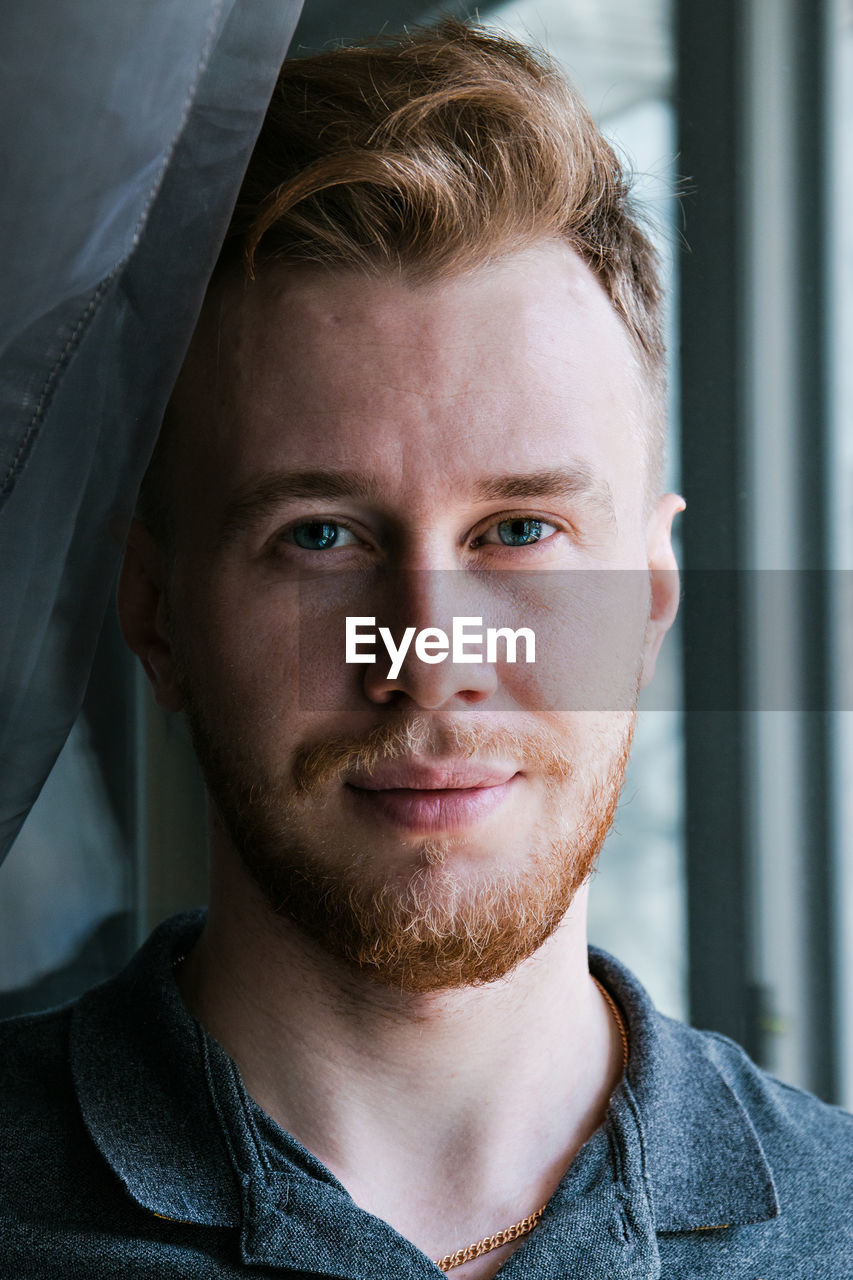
[472,517,559,549]
[496,518,546,546]
[290,521,345,550]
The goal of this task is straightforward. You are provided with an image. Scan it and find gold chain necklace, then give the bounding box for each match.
[593,976,630,1078]
[433,976,629,1273]
[434,1205,547,1273]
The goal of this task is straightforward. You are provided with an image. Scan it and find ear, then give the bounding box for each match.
[117,520,184,712]
[640,492,685,689]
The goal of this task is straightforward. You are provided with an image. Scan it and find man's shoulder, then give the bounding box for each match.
[669,1013,853,1190]
[0,911,206,1152]
[0,1000,83,1142]
[689,1016,851,1127]
[0,1000,76,1102]
[0,999,101,1221]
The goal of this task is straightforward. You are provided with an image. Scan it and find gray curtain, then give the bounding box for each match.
[0,0,304,860]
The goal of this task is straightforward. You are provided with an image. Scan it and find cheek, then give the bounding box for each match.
[491,572,649,713]
[175,570,306,719]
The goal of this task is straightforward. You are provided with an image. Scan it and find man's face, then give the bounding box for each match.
[133,240,679,992]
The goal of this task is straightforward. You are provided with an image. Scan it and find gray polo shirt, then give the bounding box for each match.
[1,909,851,1277]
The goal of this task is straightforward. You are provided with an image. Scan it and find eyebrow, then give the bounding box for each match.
[471,465,615,517]
[216,462,615,546]
[217,469,385,546]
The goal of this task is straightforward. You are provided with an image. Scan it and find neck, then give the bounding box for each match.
[178,843,624,1275]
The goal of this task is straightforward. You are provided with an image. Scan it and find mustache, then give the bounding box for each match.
[288,713,580,798]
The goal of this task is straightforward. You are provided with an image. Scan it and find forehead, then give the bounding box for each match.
[171,241,647,525]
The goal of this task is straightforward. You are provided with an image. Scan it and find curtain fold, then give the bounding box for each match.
[0,0,304,860]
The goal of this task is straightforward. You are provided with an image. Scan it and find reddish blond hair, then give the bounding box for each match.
[229,21,664,422]
[140,21,666,544]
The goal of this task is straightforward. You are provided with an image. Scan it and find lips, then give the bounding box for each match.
[346,761,520,791]
[344,761,522,833]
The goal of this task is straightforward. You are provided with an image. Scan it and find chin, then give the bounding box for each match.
[231,803,600,994]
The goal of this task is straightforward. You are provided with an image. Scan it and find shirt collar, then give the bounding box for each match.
[71,911,779,1244]
[71,910,241,1227]
[589,947,780,1233]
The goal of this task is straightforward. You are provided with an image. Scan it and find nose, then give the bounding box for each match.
[362,569,499,710]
